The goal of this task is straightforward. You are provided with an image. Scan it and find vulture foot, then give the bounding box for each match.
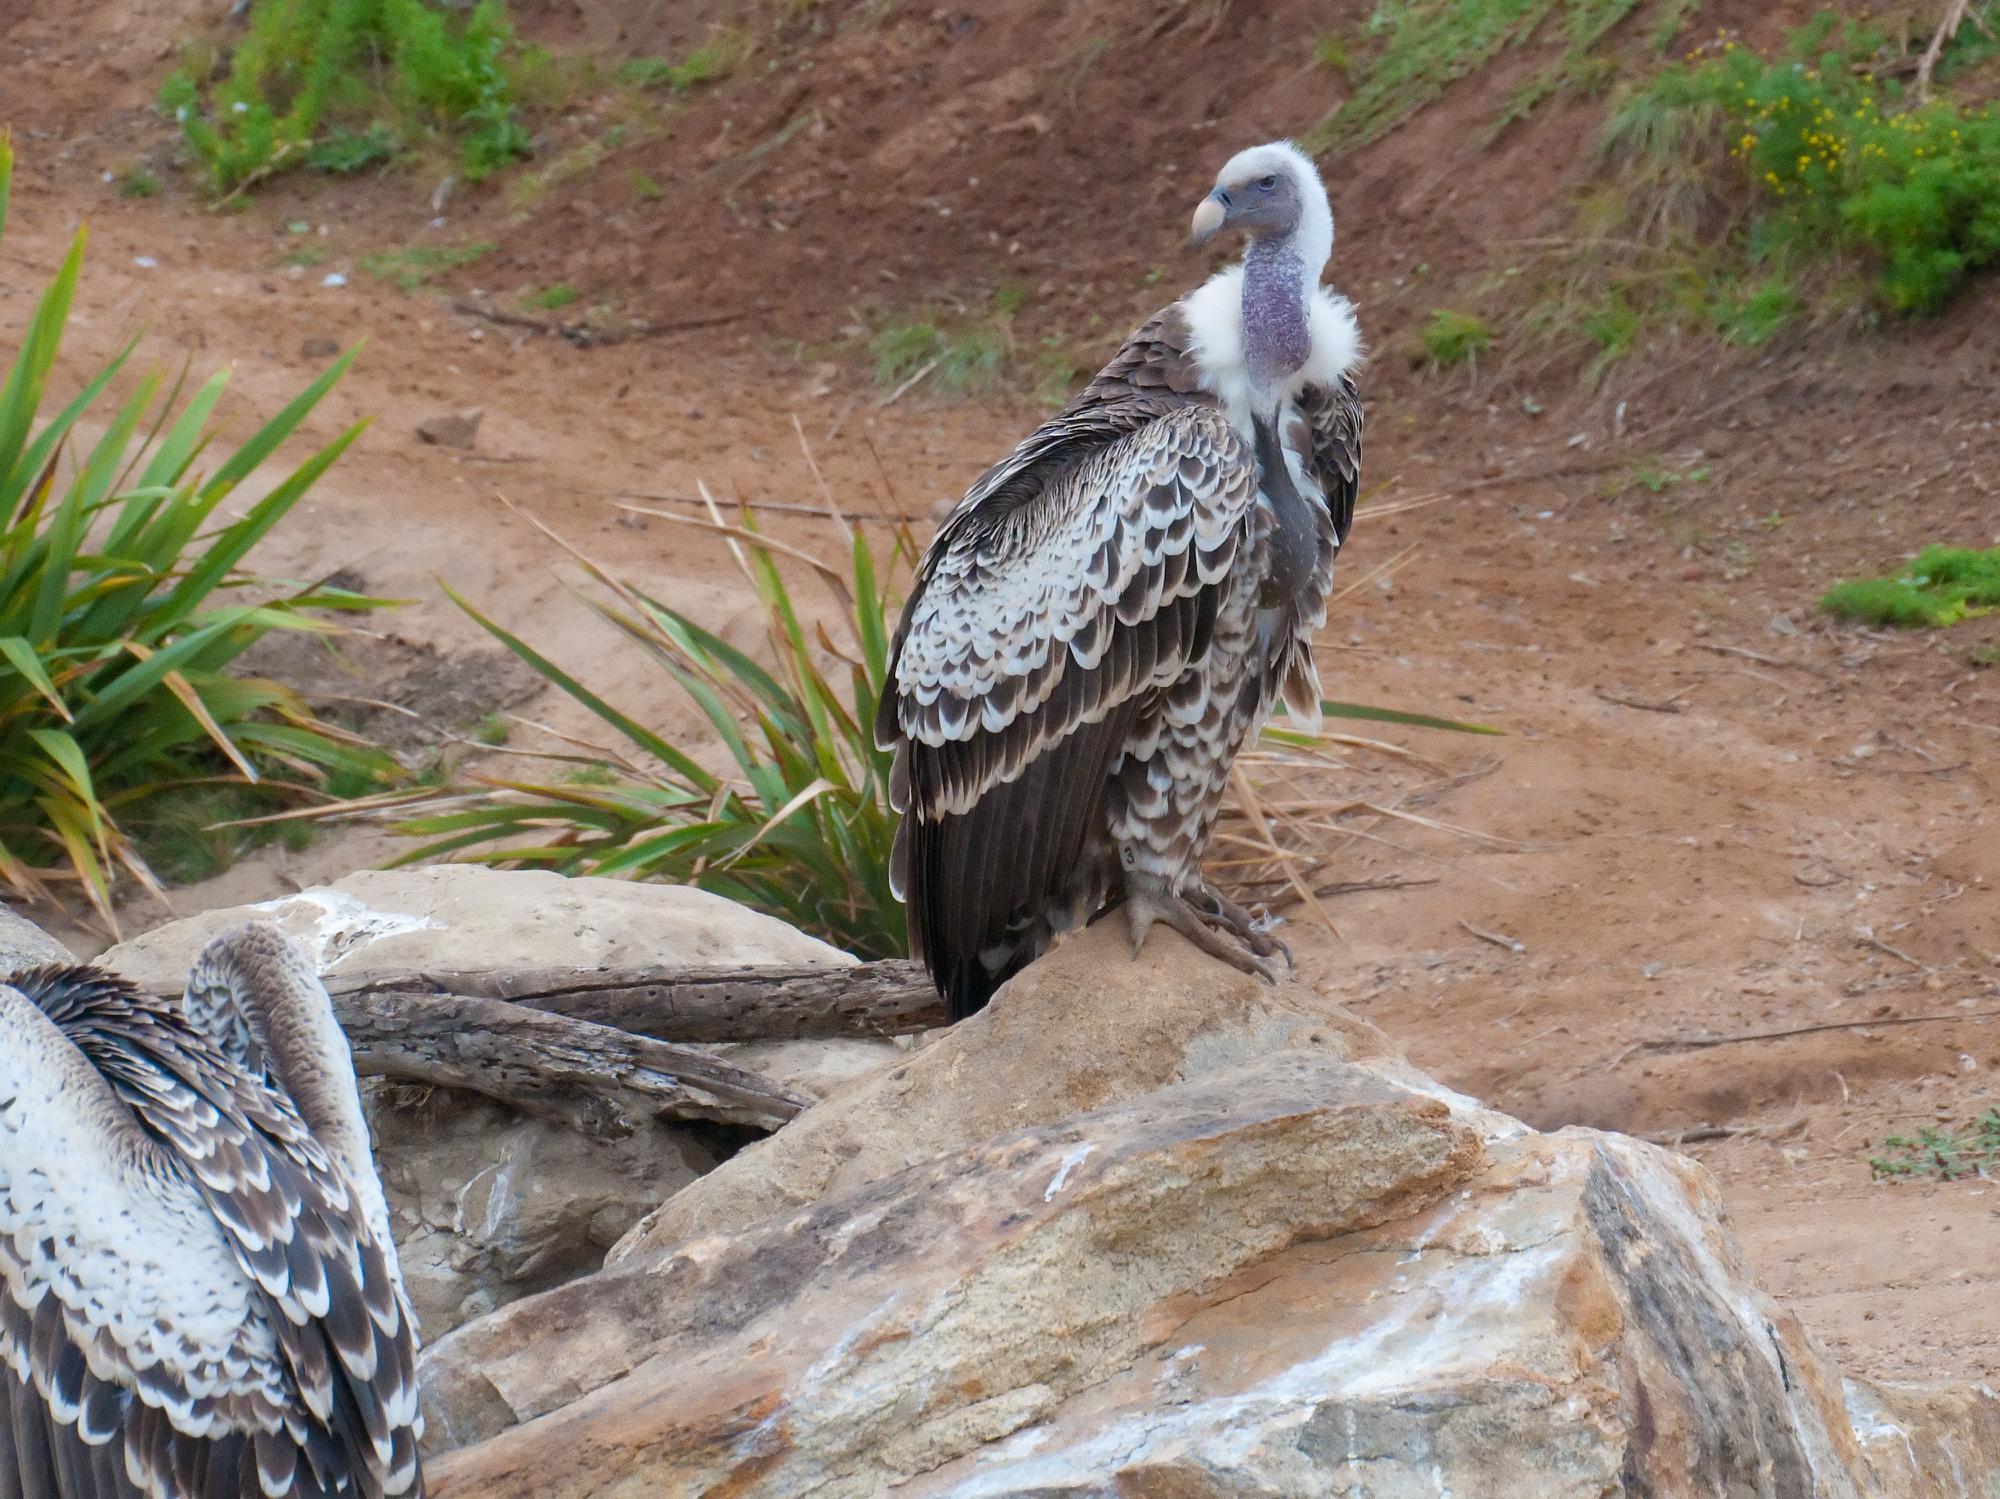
[1186,881,1294,969]
[1122,877,1286,982]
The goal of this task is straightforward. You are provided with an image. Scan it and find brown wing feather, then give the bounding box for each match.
[4,967,421,1499]
[881,311,1260,1016]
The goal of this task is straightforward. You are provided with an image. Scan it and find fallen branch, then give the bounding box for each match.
[1460,919,1526,955]
[1595,686,1692,714]
[326,959,944,1042]
[450,298,760,348]
[335,989,810,1138]
[1915,0,1972,101]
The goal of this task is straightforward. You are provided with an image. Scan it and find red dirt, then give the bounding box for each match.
[5,0,1999,1387]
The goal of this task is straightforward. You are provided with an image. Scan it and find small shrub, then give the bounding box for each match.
[1420,307,1493,367]
[1608,14,2000,314]
[0,141,393,924]
[1821,544,2000,628]
[116,167,162,198]
[1872,1111,2000,1180]
[160,0,538,193]
[617,35,745,93]
[1969,642,2000,669]
[869,296,1019,396]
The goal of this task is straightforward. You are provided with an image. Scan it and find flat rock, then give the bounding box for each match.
[98,865,853,994]
[422,1051,1484,1485]
[609,919,1442,1261]
[368,1084,715,1338]
[0,906,72,973]
[416,407,483,448]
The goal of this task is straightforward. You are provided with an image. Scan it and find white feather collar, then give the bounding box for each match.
[1180,265,1363,429]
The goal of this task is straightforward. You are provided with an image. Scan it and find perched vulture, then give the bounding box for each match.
[878,140,1364,1020]
[0,925,422,1499]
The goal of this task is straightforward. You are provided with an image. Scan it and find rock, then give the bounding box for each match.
[693,1037,903,1101]
[609,920,1429,1261]
[0,905,72,973]
[299,335,340,358]
[415,408,484,449]
[421,1051,1484,1482]
[420,923,2000,1497]
[366,1083,714,1338]
[97,865,853,995]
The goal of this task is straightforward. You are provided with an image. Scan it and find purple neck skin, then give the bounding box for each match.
[1242,235,1310,404]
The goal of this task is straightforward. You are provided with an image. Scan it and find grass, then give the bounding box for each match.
[616,31,747,93]
[159,0,539,193]
[521,282,579,312]
[868,291,1032,396]
[357,240,495,291]
[1419,307,1493,367]
[1871,1110,2000,1180]
[1305,0,1649,156]
[1821,545,2000,629]
[115,167,161,199]
[0,139,394,926]
[397,503,913,959]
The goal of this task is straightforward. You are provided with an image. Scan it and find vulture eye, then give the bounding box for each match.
[1256,174,1278,191]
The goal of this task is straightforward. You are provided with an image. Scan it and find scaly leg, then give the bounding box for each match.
[1185,879,1293,969]
[1122,873,1285,982]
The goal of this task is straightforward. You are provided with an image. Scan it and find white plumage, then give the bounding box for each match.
[0,925,421,1499]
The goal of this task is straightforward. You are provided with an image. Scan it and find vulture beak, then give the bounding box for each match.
[1188,189,1229,250]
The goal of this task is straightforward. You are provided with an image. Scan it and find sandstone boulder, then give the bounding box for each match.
[0,905,72,972]
[97,864,853,993]
[366,1084,716,1338]
[608,919,1465,1261]
[418,923,2000,1497]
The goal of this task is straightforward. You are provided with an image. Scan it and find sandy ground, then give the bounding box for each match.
[4,0,1999,1388]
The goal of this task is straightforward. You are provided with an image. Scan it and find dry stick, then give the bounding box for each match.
[608,489,928,523]
[450,298,758,345]
[1692,640,1808,670]
[1460,919,1526,955]
[1595,685,1694,714]
[1915,0,1973,101]
[1857,927,1929,970]
[878,356,939,408]
[1613,1008,2000,1068]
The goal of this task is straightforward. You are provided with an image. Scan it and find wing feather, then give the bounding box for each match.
[883,391,1259,1016]
[0,973,422,1498]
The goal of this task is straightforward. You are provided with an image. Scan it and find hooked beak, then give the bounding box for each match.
[1188,189,1229,251]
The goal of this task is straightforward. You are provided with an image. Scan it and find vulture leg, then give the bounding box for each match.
[1120,873,1285,982]
[1186,880,1293,969]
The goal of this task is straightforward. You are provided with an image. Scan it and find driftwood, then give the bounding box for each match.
[325,960,945,1043]
[331,988,813,1139]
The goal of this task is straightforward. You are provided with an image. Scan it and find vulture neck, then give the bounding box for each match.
[1241,228,1323,418]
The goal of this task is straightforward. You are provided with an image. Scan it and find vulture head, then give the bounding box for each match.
[1187,140,1334,274]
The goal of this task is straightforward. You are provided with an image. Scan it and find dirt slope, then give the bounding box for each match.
[4,0,1999,1384]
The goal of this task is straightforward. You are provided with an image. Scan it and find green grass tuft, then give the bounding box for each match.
[116,166,162,198]
[357,239,495,291]
[1821,544,2000,629]
[617,32,746,94]
[521,282,579,312]
[1420,307,1493,367]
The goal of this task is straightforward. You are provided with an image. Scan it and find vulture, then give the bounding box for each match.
[0,925,422,1499]
[878,140,1364,1020]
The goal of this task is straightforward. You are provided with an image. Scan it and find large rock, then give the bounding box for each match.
[0,905,72,972]
[422,1050,1484,1483]
[419,925,2000,1497]
[609,920,1430,1261]
[366,1085,716,1338]
[97,865,852,993]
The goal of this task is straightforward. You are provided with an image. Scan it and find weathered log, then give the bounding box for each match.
[324,959,944,1043]
[155,981,815,1140]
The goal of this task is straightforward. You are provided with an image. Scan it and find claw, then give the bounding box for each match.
[1123,877,1285,983]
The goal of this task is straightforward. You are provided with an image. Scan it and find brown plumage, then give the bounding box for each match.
[0,926,421,1499]
[878,141,1363,1019]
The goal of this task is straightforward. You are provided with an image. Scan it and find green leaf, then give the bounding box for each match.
[1319,699,1503,735]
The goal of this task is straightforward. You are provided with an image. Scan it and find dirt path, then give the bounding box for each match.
[5,0,1998,1387]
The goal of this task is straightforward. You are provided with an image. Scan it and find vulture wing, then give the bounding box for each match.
[1268,371,1364,732]
[0,971,420,1499]
[880,398,1260,1017]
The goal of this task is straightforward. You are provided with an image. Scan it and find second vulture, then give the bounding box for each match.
[878,139,1365,1019]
